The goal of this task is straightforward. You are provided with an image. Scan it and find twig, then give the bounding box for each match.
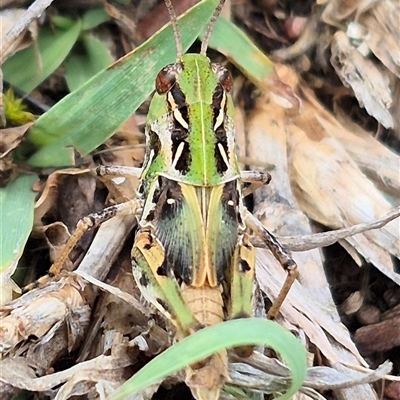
[340,361,400,382]
[251,206,400,251]
[75,270,149,316]
[0,0,55,63]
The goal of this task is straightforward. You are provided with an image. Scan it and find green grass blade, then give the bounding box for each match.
[0,174,38,289]
[109,318,307,400]
[25,0,220,168]
[207,17,274,86]
[2,23,82,93]
[81,8,110,31]
[65,34,114,92]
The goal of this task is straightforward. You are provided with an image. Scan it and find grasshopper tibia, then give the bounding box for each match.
[244,210,298,319]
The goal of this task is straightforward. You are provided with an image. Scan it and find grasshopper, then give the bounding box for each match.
[40,1,299,399]
[129,1,298,397]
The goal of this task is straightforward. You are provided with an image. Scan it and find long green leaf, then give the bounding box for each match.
[25,0,220,168]
[207,17,274,87]
[65,34,114,92]
[81,8,110,31]
[0,174,38,295]
[110,318,307,400]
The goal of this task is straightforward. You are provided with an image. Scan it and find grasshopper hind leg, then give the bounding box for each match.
[132,230,229,400]
[244,210,298,319]
[229,232,255,321]
[225,232,257,359]
[23,199,140,292]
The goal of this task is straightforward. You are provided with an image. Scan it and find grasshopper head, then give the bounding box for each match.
[143,53,239,187]
[154,54,233,100]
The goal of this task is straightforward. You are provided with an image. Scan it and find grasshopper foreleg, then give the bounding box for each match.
[244,210,298,319]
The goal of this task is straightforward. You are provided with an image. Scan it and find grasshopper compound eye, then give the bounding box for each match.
[155,63,182,94]
[211,62,233,92]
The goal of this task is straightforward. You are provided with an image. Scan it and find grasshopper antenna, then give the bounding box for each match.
[200,0,227,55]
[164,0,183,60]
